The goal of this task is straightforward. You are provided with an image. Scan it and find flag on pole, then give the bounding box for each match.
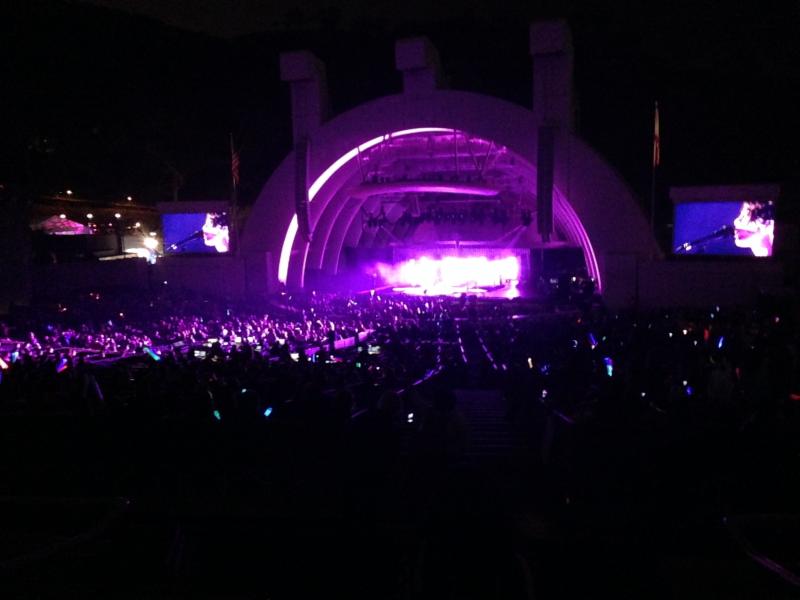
[652,101,661,168]
[649,101,660,233]
[229,133,240,254]
[230,133,240,189]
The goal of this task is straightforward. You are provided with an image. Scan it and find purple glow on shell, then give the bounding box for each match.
[277,126,601,291]
[377,255,520,290]
[348,181,499,199]
[279,127,452,283]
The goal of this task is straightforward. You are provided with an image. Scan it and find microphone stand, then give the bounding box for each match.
[166,229,203,253]
[675,224,733,253]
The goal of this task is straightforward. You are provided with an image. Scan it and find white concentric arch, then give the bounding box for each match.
[278,127,601,291]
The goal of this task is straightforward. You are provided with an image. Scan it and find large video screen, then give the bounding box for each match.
[673,201,774,257]
[163,212,230,254]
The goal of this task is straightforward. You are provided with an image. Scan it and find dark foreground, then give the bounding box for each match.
[1,293,799,598]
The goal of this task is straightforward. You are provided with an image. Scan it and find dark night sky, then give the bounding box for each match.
[2,0,799,224]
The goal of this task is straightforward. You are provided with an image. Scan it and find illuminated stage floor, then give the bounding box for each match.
[390,283,525,299]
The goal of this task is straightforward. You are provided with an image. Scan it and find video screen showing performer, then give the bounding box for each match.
[673,200,774,257]
[163,212,230,254]
[732,201,774,257]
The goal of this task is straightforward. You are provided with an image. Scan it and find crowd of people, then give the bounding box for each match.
[2,288,799,428]
[3,289,799,491]
[3,286,800,595]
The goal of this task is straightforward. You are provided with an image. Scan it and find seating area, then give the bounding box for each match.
[1,288,799,597]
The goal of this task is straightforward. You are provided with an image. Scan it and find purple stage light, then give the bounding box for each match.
[376,254,520,296]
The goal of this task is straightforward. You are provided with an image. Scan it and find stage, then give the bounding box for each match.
[389,283,525,299]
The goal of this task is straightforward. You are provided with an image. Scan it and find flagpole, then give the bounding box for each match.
[650,101,659,236]
[650,153,656,235]
[230,132,239,254]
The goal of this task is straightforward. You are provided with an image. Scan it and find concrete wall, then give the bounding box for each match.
[32,258,149,298]
[31,255,247,300]
[26,252,786,310]
[153,256,246,298]
[571,253,785,309]
[0,196,32,313]
[638,259,785,308]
